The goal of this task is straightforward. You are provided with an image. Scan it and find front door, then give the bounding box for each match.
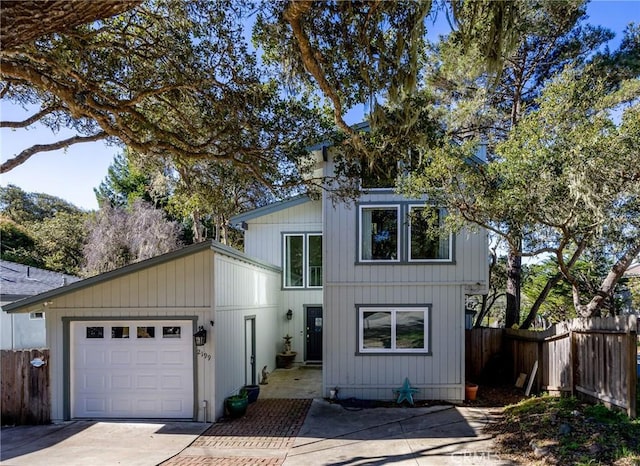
[305,306,323,362]
[245,316,256,385]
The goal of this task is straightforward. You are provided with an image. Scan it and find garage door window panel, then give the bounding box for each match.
[86,327,104,338]
[111,326,130,338]
[137,326,155,338]
[163,326,181,338]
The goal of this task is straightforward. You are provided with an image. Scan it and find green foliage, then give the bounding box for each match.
[0,184,82,223]
[522,254,623,323]
[95,150,157,208]
[0,216,42,267]
[31,211,88,275]
[628,276,640,312]
[2,0,328,190]
[0,186,86,274]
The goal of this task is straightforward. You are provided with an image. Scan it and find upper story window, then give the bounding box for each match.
[408,206,451,261]
[360,206,400,261]
[358,203,452,263]
[283,233,322,289]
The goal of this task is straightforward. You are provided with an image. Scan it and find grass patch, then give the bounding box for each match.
[485,393,640,465]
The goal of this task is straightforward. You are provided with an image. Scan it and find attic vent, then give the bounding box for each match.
[29,311,45,320]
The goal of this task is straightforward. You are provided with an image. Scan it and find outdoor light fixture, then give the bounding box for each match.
[286,309,293,320]
[194,326,207,346]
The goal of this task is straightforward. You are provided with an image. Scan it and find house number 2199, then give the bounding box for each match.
[197,349,212,361]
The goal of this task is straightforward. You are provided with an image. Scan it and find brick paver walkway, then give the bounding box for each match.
[161,399,312,466]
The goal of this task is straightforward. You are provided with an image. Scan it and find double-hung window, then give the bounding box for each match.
[358,203,452,263]
[358,306,429,353]
[283,233,322,288]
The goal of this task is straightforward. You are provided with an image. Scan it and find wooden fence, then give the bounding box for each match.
[1,349,50,425]
[466,315,638,418]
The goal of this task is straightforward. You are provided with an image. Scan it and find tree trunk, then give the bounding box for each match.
[191,209,204,243]
[520,240,588,329]
[579,241,640,317]
[505,245,521,328]
[520,272,562,329]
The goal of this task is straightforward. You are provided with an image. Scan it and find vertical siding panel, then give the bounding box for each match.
[138,269,149,307]
[129,271,139,308]
[192,251,204,307]
[157,263,168,306]
[147,266,158,307]
[184,255,195,307]
[165,261,176,307]
[174,258,185,306]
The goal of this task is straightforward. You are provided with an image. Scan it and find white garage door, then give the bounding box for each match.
[71,320,194,419]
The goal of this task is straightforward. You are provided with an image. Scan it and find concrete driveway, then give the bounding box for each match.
[0,420,207,466]
[283,402,511,465]
[1,399,511,465]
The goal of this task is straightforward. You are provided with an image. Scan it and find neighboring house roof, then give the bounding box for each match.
[624,262,640,277]
[3,240,280,313]
[0,260,80,301]
[230,195,313,227]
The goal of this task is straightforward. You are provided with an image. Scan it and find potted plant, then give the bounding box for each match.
[275,334,297,368]
[242,384,260,403]
[225,389,249,418]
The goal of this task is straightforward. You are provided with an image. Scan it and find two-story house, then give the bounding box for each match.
[3,141,488,422]
[232,144,489,402]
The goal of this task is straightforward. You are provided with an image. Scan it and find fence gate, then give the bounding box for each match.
[1,349,50,425]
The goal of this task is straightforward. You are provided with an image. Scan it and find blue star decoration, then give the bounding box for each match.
[394,377,419,406]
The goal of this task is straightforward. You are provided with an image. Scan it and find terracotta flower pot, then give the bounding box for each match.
[465,382,479,401]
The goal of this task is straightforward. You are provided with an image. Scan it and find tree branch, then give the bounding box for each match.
[0,0,142,50]
[283,1,355,137]
[1,131,107,173]
[0,104,62,128]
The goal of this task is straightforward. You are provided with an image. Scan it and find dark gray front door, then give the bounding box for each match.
[305,306,323,361]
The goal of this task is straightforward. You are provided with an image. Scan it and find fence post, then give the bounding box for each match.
[628,323,637,419]
[570,330,577,397]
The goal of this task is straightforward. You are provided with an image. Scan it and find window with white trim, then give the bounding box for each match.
[359,206,400,262]
[408,206,451,261]
[358,203,452,263]
[283,233,323,288]
[358,306,429,353]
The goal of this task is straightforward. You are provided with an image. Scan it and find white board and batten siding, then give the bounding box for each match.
[30,242,282,422]
[241,198,323,360]
[242,199,322,265]
[321,152,489,402]
[212,252,281,420]
[43,248,214,421]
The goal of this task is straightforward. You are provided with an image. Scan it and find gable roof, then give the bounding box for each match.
[3,240,280,313]
[1,260,80,300]
[230,195,313,226]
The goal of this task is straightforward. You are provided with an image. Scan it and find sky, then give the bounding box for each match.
[0,0,637,211]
